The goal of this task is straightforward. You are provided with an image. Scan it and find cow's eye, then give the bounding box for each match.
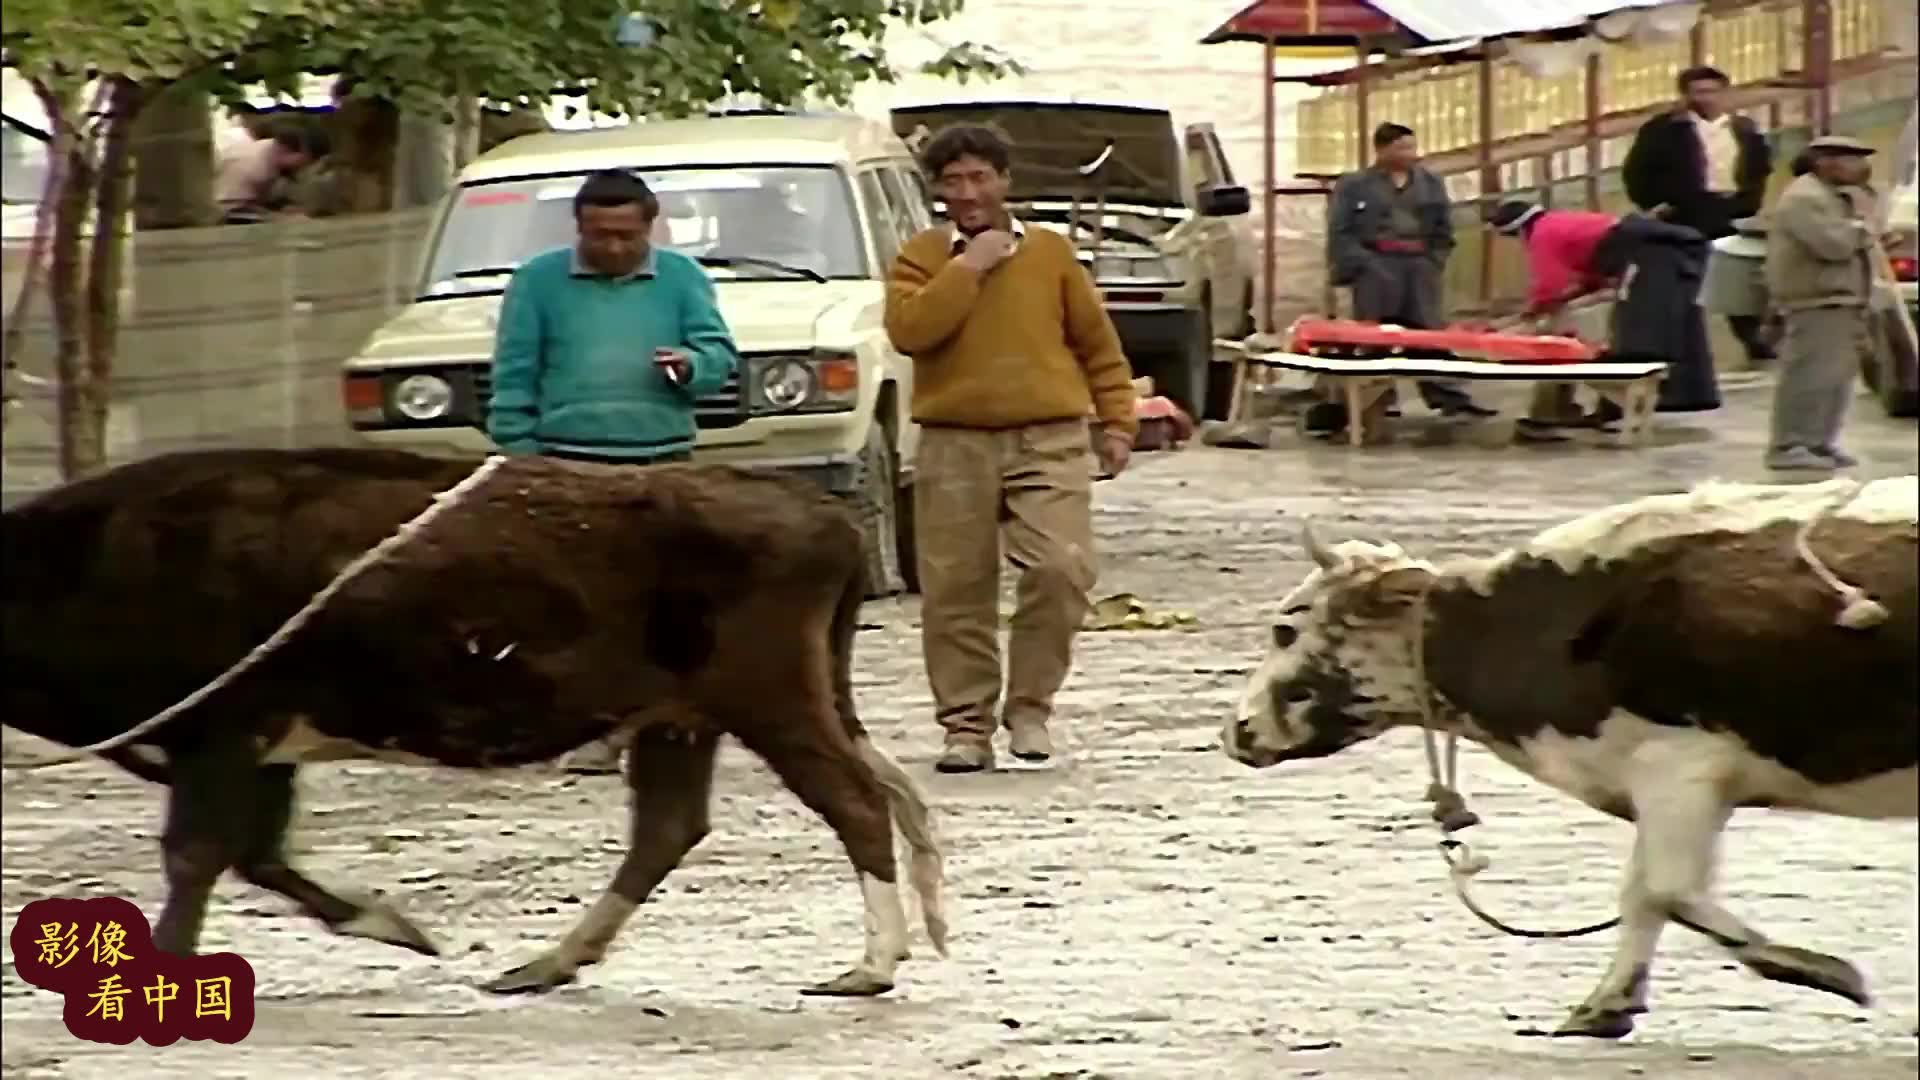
[1281,604,1311,616]
[1271,624,1298,649]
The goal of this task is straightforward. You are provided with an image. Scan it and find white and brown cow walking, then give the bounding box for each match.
[1223,474,1917,1038]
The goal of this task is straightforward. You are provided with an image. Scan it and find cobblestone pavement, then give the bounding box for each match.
[5,381,1918,1079]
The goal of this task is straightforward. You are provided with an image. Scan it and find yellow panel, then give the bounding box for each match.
[1272,45,1360,62]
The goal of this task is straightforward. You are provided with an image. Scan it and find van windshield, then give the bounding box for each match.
[419,165,867,298]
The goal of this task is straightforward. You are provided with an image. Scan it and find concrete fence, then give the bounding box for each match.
[1,208,437,505]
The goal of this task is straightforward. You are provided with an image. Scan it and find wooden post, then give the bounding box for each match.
[1477,50,1497,307]
[1806,0,1834,133]
[1584,52,1602,210]
[1261,37,1277,334]
[1355,41,1372,170]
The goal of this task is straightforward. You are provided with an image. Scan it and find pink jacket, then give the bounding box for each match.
[1524,210,1618,311]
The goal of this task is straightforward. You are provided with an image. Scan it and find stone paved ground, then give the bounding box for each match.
[4,380,1918,1079]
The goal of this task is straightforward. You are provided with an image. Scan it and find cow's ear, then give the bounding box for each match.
[1334,565,1435,623]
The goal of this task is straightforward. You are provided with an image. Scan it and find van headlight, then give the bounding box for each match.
[747,350,859,414]
[392,373,455,421]
[759,358,815,410]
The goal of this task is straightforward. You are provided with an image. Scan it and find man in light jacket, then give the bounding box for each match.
[1763,136,1879,471]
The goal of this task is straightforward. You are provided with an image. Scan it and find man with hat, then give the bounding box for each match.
[1762,134,1880,470]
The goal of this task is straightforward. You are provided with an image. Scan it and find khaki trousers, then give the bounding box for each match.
[914,418,1098,741]
[1769,305,1868,454]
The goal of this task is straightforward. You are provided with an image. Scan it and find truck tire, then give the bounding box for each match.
[853,424,906,599]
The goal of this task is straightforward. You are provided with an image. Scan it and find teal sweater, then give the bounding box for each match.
[488,245,740,459]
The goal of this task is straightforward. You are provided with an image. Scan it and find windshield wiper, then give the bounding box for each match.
[452,266,518,279]
[696,254,827,284]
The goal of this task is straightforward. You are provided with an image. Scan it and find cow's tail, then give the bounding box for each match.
[829,555,949,957]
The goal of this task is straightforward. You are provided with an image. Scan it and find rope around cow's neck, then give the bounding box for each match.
[1408,585,1623,941]
[1405,478,1886,940]
[20,454,511,770]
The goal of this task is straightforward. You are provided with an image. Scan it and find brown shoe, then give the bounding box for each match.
[935,737,995,773]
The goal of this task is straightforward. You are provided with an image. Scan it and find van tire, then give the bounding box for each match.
[854,424,906,599]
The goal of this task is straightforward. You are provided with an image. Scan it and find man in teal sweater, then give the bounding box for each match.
[488,168,740,773]
[488,168,740,464]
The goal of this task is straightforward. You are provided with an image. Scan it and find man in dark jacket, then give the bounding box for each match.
[1623,65,1776,364]
[1322,122,1492,425]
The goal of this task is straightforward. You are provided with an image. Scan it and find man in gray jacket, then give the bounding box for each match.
[1763,135,1879,471]
[1319,122,1492,430]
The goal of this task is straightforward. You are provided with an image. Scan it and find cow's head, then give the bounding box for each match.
[1222,523,1439,768]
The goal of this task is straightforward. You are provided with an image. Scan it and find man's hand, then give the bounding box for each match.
[1096,428,1132,478]
[957,229,1017,274]
[654,347,692,386]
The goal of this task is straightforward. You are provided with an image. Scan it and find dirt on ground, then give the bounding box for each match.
[5,380,1918,1079]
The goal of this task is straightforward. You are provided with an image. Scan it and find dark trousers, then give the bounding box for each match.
[1668,194,1775,364]
[1348,252,1477,409]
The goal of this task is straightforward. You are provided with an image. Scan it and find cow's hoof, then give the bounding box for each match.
[1738,943,1871,1007]
[1552,1003,1638,1040]
[481,956,579,995]
[800,968,894,997]
[336,900,440,957]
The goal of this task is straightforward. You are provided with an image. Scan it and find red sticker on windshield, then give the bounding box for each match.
[463,190,529,207]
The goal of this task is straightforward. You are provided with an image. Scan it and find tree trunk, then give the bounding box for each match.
[129,81,216,230]
[49,130,99,482]
[331,94,401,214]
[451,96,481,173]
[77,81,142,481]
[2,85,77,402]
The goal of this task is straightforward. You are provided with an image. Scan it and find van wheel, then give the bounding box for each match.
[854,425,906,599]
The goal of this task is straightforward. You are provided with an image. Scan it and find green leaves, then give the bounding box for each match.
[4,0,1025,126]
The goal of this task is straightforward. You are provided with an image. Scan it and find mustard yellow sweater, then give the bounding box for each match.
[883,226,1138,436]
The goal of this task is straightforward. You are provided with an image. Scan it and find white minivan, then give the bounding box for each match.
[340,111,934,596]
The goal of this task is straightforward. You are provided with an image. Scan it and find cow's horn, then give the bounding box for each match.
[1302,521,1337,569]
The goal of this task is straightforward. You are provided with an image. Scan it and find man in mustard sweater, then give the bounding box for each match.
[885,124,1139,773]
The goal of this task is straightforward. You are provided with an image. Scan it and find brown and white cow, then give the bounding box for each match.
[1222,474,1917,1038]
[3,447,946,998]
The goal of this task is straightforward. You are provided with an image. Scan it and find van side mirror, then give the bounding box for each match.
[1198,185,1251,217]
